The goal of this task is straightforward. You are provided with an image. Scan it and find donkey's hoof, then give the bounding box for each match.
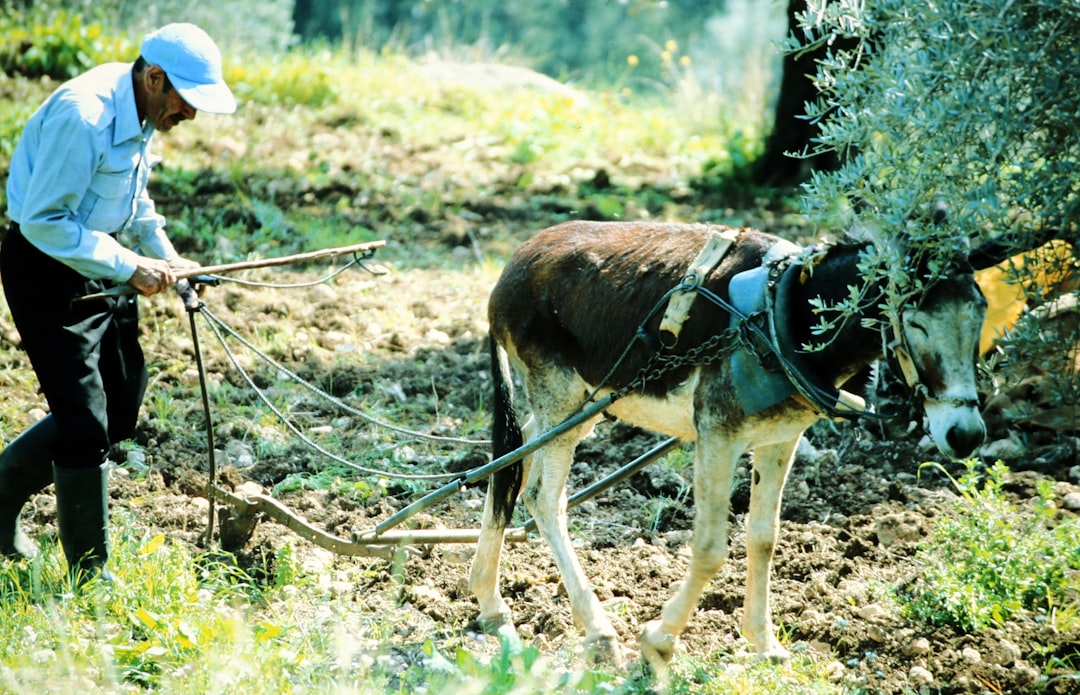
[475,608,515,635]
[494,622,524,653]
[747,634,790,663]
[584,633,624,668]
[759,642,790,664]
[639,620,676,671]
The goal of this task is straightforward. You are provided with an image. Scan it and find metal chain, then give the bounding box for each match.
[628,327,743,394]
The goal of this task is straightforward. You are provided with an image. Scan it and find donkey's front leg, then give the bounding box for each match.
[640,437,742,670]
[743,438,800,661]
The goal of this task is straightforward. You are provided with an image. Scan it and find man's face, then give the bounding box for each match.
[146,68,196,132]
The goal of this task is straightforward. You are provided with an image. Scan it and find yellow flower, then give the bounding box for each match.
[661,50,672,63]
[680,55,691,66]
[665,39,678,53]
[627,54,639,67]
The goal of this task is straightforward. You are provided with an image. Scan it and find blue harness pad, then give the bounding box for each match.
[728,243,800,415]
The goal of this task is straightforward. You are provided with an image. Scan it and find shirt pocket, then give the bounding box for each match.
[77,170,136,232]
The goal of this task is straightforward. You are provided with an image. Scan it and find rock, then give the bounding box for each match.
[904,636,931,657]
[875,512,924,547]
[1063,491,1080,512]
[908,665,934,685]
[823,660,845,681]
[836,579,869,605]
[986,638,1022,666]
[857,603,888,622]
[224,439,255,468]
[961,646,981,664]
[803,574,830,599]
[424,328,451,345]
[979,435,1025,460]
[800,608,827,629]
[1013,660,1039,688]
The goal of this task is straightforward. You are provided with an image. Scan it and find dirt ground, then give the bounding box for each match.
[6,216,1079,694]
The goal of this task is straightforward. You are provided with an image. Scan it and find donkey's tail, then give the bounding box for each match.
[489,335,524,528]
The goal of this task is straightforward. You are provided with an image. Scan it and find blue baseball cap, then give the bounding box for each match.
[141,23,236,115]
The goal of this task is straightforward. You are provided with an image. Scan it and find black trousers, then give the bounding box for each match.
[0,224,147,469]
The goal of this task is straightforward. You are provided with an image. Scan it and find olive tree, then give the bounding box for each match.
[789,0,1079,423]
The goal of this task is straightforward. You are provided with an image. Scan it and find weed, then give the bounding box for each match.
[901,459,1080,632]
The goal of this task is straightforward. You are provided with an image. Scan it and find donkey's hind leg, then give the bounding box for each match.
[469,417,537,636]
[519,411,621,664]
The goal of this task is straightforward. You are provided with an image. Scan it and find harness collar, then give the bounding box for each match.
[658,229,739,346]
[765,248,867,418]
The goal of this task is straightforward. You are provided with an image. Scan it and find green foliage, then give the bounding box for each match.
[294,0,740,90]
[227,50,340,108]
[901,460,1080,632]
[0,8,133,79]
[788,0,1080,406]
[794,0,1080,242]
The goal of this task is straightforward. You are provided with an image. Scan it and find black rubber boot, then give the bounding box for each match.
[0,416,57,559]
[53,463,112,584]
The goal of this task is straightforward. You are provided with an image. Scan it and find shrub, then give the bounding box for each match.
[901,460,1080,632]
[0,9,132,79]
[788,0,1079,412]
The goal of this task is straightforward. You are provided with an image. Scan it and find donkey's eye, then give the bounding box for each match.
[907,321,928,336]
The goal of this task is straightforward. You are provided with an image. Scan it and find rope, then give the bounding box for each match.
[198,305,489,445]
[195,305,487,481]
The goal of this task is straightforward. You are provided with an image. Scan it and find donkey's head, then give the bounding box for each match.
[862,205,993,459]
[890,269,987,458]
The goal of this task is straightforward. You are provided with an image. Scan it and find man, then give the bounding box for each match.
[0,23,236,583]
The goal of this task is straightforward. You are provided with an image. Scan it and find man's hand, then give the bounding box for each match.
[127,257,176,296]
[168,256,201,273]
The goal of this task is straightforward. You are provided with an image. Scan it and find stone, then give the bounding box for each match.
[908,665,933,685]
[904,636,931,657]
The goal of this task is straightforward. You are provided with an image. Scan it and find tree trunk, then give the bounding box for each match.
[753,0,843,187]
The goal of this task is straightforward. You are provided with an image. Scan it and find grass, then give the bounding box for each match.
[0,511,848,694]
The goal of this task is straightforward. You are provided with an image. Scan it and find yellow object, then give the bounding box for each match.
[976,240,1076,353]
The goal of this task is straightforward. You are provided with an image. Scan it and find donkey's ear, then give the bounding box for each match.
[968,228,1062,271]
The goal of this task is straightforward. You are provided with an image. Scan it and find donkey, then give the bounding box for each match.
[468,220,991,668]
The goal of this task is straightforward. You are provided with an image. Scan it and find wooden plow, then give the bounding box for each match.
[210,433,680,559]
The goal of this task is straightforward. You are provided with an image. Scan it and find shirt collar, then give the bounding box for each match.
[113,64,145,146]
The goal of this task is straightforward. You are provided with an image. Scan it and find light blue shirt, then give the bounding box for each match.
[6,62,179,283]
